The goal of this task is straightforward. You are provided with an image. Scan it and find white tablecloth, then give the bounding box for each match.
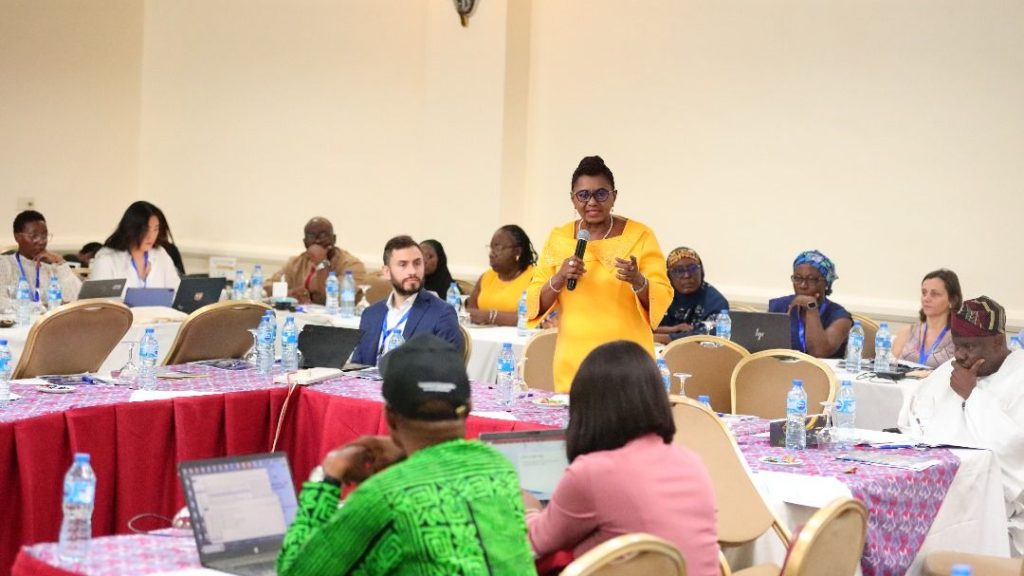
[824,359,924,432]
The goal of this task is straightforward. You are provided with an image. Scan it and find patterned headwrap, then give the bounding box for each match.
[951,296,1005,337]
[793,250,838,296]
[666,246,703,277]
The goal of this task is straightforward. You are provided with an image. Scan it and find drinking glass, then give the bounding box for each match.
[458,294,471,326]
[113,341,139,387]
[815,401,837,450]
[242,329,260,364]
[673,372,692,397]
[910,394,935,437]
[355,284,373,316]
[701,314,718,336]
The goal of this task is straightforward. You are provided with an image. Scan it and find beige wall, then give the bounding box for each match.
[4,1,1023,323]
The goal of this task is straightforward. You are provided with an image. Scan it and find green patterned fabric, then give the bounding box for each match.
[277,439,537,576]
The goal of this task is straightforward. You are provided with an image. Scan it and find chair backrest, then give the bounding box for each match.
[12,301,133,379]
[455,278,475,296]
[781,497,868,576]
[520,328,558,392]
[561,533,687,576]
[671,397,791,551]
[731,349,837,419]
[850,313,880,359]
[661,335,749,412]
[162,300,270,365]
[458,323,472,365]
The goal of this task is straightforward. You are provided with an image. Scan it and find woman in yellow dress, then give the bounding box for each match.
[527,156,672,392]
[466,224,537,326]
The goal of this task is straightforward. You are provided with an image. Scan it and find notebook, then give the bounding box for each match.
[173,277,228,314]
[124,287,175,308]
[297,325,363,369]
[77,278,126,300]
[479,429,568,503]
[727,311,792,353]
[178,453,299,576]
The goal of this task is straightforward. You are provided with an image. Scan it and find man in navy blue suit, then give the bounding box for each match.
[351,235,464,366]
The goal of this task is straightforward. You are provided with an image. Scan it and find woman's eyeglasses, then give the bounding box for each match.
[791,275,823,285]
[669,264,702,278]
[572,188,612,203]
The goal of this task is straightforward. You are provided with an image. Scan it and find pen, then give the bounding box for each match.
[876,444,914,450]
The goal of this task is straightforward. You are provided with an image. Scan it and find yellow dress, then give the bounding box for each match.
[477,265,535,312]
[527,219,672,392]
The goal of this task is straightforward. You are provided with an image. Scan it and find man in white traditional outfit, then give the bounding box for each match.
[900,296,1024,556]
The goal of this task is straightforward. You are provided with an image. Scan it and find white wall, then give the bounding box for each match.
[4,0,1023,323]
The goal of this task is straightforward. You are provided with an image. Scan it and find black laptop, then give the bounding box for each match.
[77,278,126,300]
[173,277,228,314]
[728,311,792,353]
[178,452,298,576]
[297,325,363,369]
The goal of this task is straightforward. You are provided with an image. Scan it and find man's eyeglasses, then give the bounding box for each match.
[304,231,333,241]
[572,188,612,203]
[18,232,53,242]
[669,264,702,278]
[791,275,823,285]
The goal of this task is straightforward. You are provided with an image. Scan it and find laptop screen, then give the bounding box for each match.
[479,429,567,502]
[178,453,298,560]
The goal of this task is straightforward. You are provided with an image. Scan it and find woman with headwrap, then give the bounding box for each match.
[654,247,729,344]
[420,239,455,298]
[768,250,852,358]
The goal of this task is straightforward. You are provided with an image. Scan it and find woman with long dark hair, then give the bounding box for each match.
[420,239,454,298]
[89,201,181,290]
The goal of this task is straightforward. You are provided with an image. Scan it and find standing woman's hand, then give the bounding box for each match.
[551,256,585,291]
[614,255,645,291]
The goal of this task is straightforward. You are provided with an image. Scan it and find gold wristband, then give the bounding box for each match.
[631,275,648,294]
[548,277,562,293]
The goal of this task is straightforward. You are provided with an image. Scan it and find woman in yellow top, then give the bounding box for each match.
[527,156,672,392]
[467,224,537,326]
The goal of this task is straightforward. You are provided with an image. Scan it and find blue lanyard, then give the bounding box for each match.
[130,251,149,288]
[14,254,41,302]
[918,324,949,365]
[796,300,828,353]
[378,307,412,355]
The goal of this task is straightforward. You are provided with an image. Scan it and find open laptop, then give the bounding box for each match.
[479,429,568,503]
[178,452,299,576]
[297,325,363,369]
[77,278,126,300]
[124,287,175,308]
[173,277,228,314]
[728,311,792,353]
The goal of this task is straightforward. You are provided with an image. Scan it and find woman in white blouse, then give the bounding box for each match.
[90,201,181,290]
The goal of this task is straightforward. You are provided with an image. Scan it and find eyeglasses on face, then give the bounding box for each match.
[572,188,612,203]
[791,274,823,285]
[18,232,53,242]
[669,264,702,278]
[304,231,332,241]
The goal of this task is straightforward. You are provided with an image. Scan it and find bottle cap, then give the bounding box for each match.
[0,339,6,345]
[144,327,155,334]
[74,453,91,463]
[502,342,512,350]
[792,379,804,387]
[698,395,711,403]
[841,380,852,386]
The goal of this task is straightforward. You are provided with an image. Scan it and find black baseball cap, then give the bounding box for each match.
[380,334,471,421]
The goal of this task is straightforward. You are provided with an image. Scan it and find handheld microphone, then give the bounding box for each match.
[567,229,590,291]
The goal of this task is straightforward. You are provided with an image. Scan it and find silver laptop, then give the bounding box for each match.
[480,429,567,503]
[178,453,299,576]
[77,278,126,300]
[728,311,792,353]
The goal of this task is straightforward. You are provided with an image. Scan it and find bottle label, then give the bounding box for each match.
[65,480,95,505]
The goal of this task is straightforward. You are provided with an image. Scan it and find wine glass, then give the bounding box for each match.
[909,394,935,438]
[355,284,373,316]
[242,329,260,364]
[701,314,718,336]
[113,341,139,387]
[458,294,471,326]
[816,401,837,450]
[673,372,692,397]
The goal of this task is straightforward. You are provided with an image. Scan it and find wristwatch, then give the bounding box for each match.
[308,465,342,487]
[806,300,817,310]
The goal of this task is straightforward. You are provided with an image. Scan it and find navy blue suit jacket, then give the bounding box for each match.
[351,290,464,365]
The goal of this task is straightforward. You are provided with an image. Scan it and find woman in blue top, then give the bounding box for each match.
[654,247,729,344]
[768,250,852,358]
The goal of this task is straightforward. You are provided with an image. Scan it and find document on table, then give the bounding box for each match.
[473,410,518,421]
[130,390,218,402]
[836,452,943,471]
[753,470,852,508]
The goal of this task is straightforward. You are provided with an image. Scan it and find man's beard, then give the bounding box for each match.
[391,276,422,297]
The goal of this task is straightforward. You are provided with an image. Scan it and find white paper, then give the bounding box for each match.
[272,281,288,298]
[130,390,218,402]
[473,410,518,421]
[753,470,851,508]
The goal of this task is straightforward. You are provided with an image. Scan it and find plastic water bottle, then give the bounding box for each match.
[834,380,856,449]
[715,311,732,341]
[281,316,300,371]
[698,395,712,409]
[325,272,340,315]
[845,320,865,372]
[0,348,9,410]
[15,277,32,327]
[656,358,671,393]
[785,379,807,450]
[446,281,461,311]
[250,264,264,300]
[257,314,275,375]
[138,327,159,390]
[1010,336,1022,352]
[47,276,63,311]
[58,453,96,564]
[0,339,12,383]
[873,322,892,373]
[517,291,529,336]
[950,565,972,576]
[496,343,517,408]
[340,271,356,318]
[232,269,246,300]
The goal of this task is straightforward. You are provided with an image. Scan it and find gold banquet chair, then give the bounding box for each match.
[162,300,270,365]
[661,335,749,412]
[850,312,880,360]
[670,397,791,576]
[781,497,868,576]
[519,328,557,392]
[561,533,687,576]
[11,300,133,379]
[924,552,1023,576]
[458,324,472,365]
[731,349,837,419]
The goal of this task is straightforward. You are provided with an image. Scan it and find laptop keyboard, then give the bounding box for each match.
[213,557,278,576]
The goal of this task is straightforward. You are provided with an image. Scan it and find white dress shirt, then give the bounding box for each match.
[89,246,181,291]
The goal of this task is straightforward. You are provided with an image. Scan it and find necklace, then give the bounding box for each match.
[577,214,615,240]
